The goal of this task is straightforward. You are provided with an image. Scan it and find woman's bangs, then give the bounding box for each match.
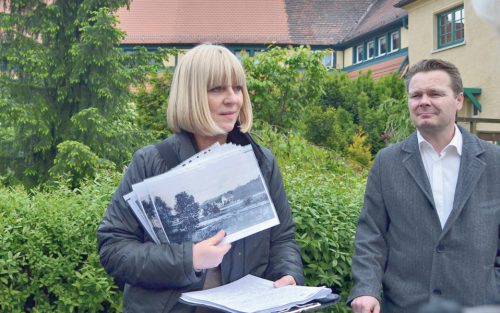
[207,53,245,89]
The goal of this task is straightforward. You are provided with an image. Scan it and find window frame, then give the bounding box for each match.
[322,50,335,68]
[437,5,465,49]
[367,40,375,60]
[355,44,364,64]
[389,31,400,53]
[378,36,387,56]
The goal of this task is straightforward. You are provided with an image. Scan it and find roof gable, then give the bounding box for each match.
[285,0,374,45]
[343,0,407,43]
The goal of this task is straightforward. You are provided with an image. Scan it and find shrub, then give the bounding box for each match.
[347,129,373,170]
[303,105,356,153]
[254,122,366,312]
[243,46,327,129]
[0,173,122,312]
[49,141,115,189]
[1,124,367,313]
[133,71,174,141]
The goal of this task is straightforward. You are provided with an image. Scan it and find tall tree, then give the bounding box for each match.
[0,0,164,186]
[174,191,200,236]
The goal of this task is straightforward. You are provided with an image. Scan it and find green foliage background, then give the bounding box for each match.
[0,173,123,312]
[0,124,366,312]
[254,123,366,310]
[0,0,170,187]
[0,3,414,312]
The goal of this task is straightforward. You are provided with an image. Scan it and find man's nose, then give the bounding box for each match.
[419,93,431,105]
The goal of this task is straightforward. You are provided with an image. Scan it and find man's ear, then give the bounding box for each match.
[456,92,464,111]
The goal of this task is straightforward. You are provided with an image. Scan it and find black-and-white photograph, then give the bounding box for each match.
[144,145,279,244]
[132,182,169,244]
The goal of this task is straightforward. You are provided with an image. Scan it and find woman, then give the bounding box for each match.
[97,44,304,313]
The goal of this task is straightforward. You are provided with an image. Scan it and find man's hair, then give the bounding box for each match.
[405,59,463,95]
[167,44,253,135]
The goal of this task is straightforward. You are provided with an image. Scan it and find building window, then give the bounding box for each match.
[322,51,335,68]
[367,41,375,60]
[390,31,400,52]
[378,36,387,56]
[437,6,464,48]
[356,45,364,63]
[472,104,479,117]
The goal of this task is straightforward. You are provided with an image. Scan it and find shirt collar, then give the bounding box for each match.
[417,124,463,156]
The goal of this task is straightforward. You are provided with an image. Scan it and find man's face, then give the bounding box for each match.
[408,70,463,135]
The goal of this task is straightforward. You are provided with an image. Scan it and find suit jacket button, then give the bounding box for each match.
[433,289,442,295]
[436,245,444,253]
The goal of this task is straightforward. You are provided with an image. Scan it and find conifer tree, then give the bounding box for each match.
[0,0,164,186]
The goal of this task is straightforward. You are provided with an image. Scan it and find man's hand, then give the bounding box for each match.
[351,295,380,313]
[192,230,231,271]
[273,275,297,288]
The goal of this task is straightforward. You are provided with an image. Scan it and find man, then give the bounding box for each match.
[348,59,500,313]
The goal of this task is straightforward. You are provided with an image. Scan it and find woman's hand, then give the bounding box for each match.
[192,230,231,271]
[273,275,297,287]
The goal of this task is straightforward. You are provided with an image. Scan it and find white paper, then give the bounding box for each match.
[124,192,160,244]
[180,275,332,313]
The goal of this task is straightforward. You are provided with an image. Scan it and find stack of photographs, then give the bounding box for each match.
[124,143,280,245]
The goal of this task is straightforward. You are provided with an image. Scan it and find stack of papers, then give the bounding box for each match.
[124,143,279,244]
[180,275,334,313]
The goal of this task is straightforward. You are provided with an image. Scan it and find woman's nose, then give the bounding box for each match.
[224,88,238,102]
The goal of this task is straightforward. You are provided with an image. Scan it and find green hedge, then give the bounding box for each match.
[255,123,366,312]
[0,175,122,312]
[0,126,366,312]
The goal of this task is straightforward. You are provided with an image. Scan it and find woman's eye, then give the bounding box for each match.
[209,86,222,92]
[233,86,243,92]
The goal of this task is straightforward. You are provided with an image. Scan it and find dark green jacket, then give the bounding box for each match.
[97,131,304,313]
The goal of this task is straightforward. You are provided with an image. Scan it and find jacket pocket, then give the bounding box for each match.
[485,265,500,303]
[123,283,176,313]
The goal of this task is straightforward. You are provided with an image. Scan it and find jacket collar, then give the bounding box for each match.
[176,126,265,167]
[401,124,486,233]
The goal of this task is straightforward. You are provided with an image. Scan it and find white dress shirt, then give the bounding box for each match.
[417,125,462,229]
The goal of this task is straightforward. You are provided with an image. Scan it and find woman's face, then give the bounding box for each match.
[207,84,243,133]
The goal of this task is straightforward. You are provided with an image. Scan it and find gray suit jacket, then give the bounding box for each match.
[348,126,500,312]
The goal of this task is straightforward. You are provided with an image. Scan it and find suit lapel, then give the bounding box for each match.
[442,128,486,234]
[401,133,436,210]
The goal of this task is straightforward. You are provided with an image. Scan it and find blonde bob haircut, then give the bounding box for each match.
[167,44,253,136]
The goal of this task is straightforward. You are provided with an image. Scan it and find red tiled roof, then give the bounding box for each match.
[343,0,407,43]
[285,0,375,45]
[117,0,292,45]
[347,55,406,79]
[117,0,376,46]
